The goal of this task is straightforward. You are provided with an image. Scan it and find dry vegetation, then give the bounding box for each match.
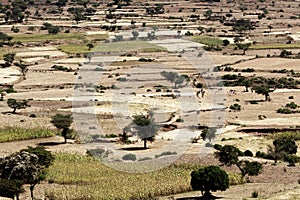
[0,0,300,199]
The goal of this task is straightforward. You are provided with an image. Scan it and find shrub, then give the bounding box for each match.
[252,191,259,198]
[122,154,136,161]
[155,151,177,158]
[230,103,241,111]
[244,150,253,157]
[241,68,255,72]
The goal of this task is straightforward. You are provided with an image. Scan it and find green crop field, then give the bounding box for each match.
[191,36,223,47]
[46,153,243,200]
[0,127,55,142]
[12,33,87,43]
[94,41,167,53]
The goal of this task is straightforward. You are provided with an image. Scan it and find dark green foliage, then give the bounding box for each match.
[87,43,94,50]
[280,50,292,58]
[223,39,230,46]
[122,154,136,161]
[241,68,255,72]
[222,74,238,80]
[160,71,186,88]
[214,145,243,166]
[0,147,54,200]
[51,65,73,72]
[285,102,298,109]
[273,139,297,155]
[155,151,177,158]
[20,146,54,168]
[236,43,251,55]
[3,53,15,67]
[284,154,299,166]
[51,114,73,143]
[230,103,241,111]
[201,128,217,142]
[233,19,254,34]
[244,150,253,157]
[215,145,262,178]
[252,85,271,101]
[0,179,24,199]
[238,161,262,177]
[191,165,229,197]
[132,112,158,149]
[7,98,30,113]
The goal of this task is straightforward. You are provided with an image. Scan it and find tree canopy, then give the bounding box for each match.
[191,165,229,198]
[7,98,30,113]
[51,113,73,143]
[132,112,158,149]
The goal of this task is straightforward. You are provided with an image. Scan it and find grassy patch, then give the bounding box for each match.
[250,43,300,49]
[191,36,223,46]
[266,131,300,140]
[0,127,55,142]
[46,153,243,200]
[86,34,109,41]
[58,44,91,54]
[12,33,87,43]
[0,48,8,59]
[94,41,166,53]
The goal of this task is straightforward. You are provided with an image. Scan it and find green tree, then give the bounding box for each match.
[87,43,94,50]
[15,61,28,79]
[214,145,263,179]
[0,179,24,200]
[214,145,243,166]
[132,112,158,149]
[252,85,272,101]
[51,114,73,143]
[191,165,229,198]
[236,43,251,55]
[131,30,139,40]
[4,53,15,67]
[160,71,186,88]
[0,147,54,200]
[7,98,30,114]
[237,160,262,178]
[201,127,217,142]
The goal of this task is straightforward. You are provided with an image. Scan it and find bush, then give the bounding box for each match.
[285,102,298,109]
[122,154,136,161]
[241,68,255,72]
[155,151,177,158]
[230,103,241,111]
[244,150,253,157]
[252,191,259,198]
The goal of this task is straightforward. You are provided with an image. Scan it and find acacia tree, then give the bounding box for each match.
[160,71,186,88]
[0,147,54,200]
[252,85,272,101]
[7,98,30,113]
[268,139,298,166]
[236,43,251,55]
[51,113,73,143]
[15,61,28,79]
[214,145,262,179]
[191,165,229,198]
[132,112,158,149]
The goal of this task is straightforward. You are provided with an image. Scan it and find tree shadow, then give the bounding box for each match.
[121,147,148,151]
[176,195,222,200]
[38,141,64,146]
